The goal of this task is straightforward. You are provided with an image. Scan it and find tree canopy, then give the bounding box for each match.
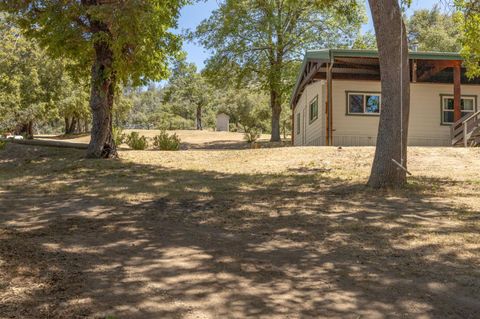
[407,5,462,52]
[194,0,365,141]
[1,0,188,157]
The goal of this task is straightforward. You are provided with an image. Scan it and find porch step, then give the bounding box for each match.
[451,111,480,147]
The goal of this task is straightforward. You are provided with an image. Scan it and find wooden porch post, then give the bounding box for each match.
[454,61,462,122]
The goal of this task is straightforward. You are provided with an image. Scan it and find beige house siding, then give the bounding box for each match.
[293,79,480,146]
[293,80,325,146]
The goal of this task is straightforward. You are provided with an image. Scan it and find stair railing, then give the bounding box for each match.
[451,111,480,146]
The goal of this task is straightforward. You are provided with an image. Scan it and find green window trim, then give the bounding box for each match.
[439,94,478,125]
[309,95,319,124]
[345,91,382,116]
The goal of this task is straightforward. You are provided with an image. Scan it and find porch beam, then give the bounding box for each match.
[417,60,455,82]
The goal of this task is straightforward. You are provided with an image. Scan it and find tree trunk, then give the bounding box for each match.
[69,116,78,134]
[64,117,71,134]
[368,0,410,188]
[86,30,117,158]
[196,105,202,130]
[270,90,282,142]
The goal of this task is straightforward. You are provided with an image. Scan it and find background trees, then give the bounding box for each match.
[194,0,365,142]
[1,0,188,157]
[407,5,462,52]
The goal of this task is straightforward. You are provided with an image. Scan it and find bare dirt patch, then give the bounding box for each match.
[0,143,479,318]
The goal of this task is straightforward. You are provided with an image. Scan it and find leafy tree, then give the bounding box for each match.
[352,31,377,49]
[0,21,61,137]
[367,0,411,188]
[194,0,365,142]
[163,61,215,130]
[407,5,462,52]
[1,0,188,157]
[455,0,480,78]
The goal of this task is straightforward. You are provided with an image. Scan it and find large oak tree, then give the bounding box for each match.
[367,0,410,188]
[1,0,187,157]
[194,0,364,142]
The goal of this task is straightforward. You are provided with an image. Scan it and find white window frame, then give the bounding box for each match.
[347,92,382,116]
[441,95,477,125]
[309,96,318,124]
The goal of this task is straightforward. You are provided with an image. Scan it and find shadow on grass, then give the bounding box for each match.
[0,144,479,318]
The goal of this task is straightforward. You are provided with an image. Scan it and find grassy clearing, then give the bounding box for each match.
[0,141,479,318]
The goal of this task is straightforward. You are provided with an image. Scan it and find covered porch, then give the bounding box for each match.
[290,49,480,146]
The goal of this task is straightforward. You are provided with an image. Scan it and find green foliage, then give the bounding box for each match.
[407,5,462,52]
[112,127,125,146]
[1,0,189,87]
[0,140,7,150]
[352,31,377,49]
[243,128,261,144]
[153,130,181,150]
[125,132,149,150]
[455,0,480,78]
[194,0,365,139]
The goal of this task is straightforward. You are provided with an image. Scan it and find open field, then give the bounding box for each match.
[0,137,479,318]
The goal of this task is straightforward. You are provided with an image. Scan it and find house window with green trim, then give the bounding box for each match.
[441,96,476,124]
[309,96,318,123]
[347,92,381,115]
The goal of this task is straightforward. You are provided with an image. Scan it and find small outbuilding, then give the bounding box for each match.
[216,113,230,132]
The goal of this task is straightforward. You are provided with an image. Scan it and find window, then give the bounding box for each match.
[309,96,318,123]
[296,113,300,134]
[442,96,476,124]
[347,92,381,115]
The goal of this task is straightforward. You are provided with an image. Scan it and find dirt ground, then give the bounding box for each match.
[0,137,479,318]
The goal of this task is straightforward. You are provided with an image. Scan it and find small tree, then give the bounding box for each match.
[2,0,187,157]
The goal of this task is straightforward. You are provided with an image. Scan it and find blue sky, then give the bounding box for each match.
[177,0,443,69]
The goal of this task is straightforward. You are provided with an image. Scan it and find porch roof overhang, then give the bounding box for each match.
[290,49,471,108]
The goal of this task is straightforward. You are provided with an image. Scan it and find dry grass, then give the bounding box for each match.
[37,130,280,150]
[0,136,479,318]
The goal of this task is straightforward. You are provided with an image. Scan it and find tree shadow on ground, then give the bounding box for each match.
[0,145,479,318]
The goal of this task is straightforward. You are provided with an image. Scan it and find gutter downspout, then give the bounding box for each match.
[326,60,334,146]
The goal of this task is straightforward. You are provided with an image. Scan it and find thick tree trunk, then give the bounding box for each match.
[270,90,282,142]
[196,105,202,130]
[368,0,410,188]
[86,34,117,158]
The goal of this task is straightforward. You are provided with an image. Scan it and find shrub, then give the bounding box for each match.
[243,127,262,143]
[125,131,148,150]
[153,130,181,150]
[0,140,6,150]
[112,127,125,146]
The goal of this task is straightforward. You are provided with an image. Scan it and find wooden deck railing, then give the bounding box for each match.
[450,111,480,146]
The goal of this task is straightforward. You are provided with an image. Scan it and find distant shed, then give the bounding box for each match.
[216,113,230,132]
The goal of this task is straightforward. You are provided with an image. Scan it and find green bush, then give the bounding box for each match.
[243,128,262,143]
[0,140,6,150]
[112,127,125,146]
[153,130,181,150]
[125,131,148,150]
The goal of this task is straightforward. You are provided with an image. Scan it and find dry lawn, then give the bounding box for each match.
[0,137,479,318]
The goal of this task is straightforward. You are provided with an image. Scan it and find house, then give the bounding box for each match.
[216,113,230,132]
[290,49,480,147]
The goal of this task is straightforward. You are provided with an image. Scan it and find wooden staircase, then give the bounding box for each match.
[451,111,480,147]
